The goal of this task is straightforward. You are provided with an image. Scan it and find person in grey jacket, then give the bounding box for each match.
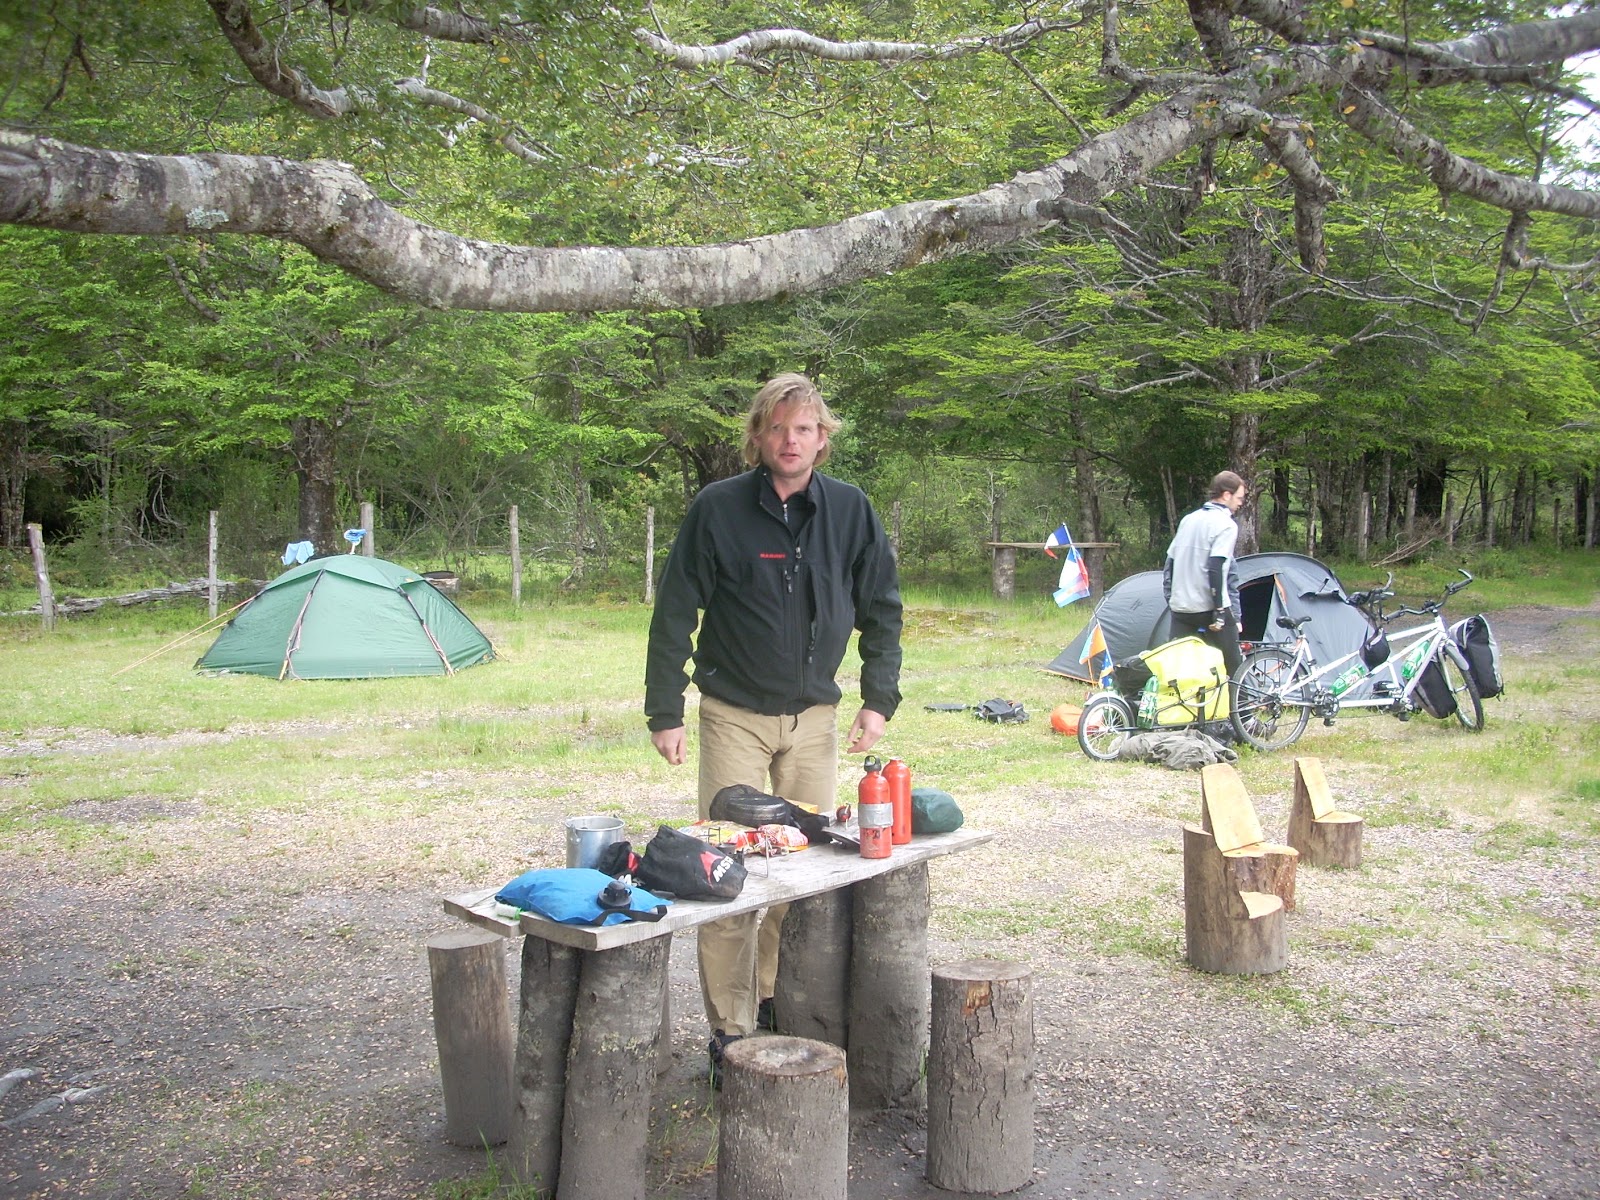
[1163,471,1248,676]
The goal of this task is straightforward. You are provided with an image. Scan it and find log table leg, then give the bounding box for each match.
[717,1037,849,1200]
[775,889,853,1047]
[848,861,930,1110]
[508,937,582,1190]
[927,960,1035,1194]
[426,929,514,1148]
[556,936,671,1200]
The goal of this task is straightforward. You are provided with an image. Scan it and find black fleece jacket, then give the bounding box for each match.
[644,467,903,731]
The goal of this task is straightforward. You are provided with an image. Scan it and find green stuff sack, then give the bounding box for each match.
[911,787,964,835]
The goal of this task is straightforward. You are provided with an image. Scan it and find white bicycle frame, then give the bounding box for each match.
[1249,610,1466,714]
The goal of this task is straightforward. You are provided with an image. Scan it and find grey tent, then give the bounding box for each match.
[1047,552,1378,695]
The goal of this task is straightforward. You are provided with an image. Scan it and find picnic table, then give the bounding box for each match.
[443,826,992,1200]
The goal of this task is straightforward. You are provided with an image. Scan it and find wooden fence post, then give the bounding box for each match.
[27,523,54,631]
[360,502,375,556]
[510,505,522,606]
[207,510,219,621]
[1443,492,1456,547]
[1356,491,1369,561]
[891,499,901,561]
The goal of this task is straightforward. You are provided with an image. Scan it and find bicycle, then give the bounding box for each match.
[1228,569,1485,752]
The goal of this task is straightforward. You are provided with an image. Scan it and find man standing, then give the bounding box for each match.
[644,373,903,1084]
[1164,470,1248,676]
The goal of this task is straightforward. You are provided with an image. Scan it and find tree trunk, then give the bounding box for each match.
[0,418,25,550]
[1269,466,1290,541]
[1376,452,1394,544]
[1070,395,1102,541]
[1229,410,1261,555]
[289,414,339,552]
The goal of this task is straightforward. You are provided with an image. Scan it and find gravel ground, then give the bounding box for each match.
[0,603,1596,1199]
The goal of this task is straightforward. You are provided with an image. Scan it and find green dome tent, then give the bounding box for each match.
[196,556,495,679]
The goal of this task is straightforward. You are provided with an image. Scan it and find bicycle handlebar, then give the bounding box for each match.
[1373,569,1473,624]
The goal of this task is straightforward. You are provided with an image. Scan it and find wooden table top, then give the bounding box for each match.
[443,827,994,953]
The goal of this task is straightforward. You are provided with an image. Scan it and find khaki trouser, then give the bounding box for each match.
[695,694,839,1036]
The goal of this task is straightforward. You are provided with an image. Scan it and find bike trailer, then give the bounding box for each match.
[1413,658,1458,719]
[1134,636,1229,727]
[1449,614,1504,698]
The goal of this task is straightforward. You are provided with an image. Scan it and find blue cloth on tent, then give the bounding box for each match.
[281,540,315,565]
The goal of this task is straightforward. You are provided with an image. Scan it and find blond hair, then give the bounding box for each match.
[740,373,843,468]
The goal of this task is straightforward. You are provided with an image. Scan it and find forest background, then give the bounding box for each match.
[3,1,1600,601]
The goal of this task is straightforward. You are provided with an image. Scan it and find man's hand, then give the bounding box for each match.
[845,707,886,754]
[651,726,687,766]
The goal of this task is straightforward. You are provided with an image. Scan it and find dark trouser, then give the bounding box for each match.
[1172,609,1243,677]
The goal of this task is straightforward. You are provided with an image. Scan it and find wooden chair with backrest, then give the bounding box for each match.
[1198,762,1299,911]
[1287,756,1364,869]
[1184,771,1292,979]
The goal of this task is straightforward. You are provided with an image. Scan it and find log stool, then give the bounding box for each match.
[1199,762,1299,911]
[1288,756,1364,868]
[426,929,514,1147]
[1182,823,1287,973]
[927,960,1034,1194]
[718,1037,848,1200]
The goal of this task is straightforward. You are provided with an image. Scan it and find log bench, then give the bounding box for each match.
[443,826,992,1200]
[1199,762,1299,912]
[1287,756,1364,869]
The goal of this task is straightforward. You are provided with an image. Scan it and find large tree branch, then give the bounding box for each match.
[0,101,1224,312]
[634,12,1086,70]
[1337,86,1600,219]
[207,0,357,117]
[330,1,502,45]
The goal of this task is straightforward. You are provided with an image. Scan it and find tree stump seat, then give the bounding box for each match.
[1287,756,1364,869]
[1199,763,1299,911]
[1182,823,1287,974]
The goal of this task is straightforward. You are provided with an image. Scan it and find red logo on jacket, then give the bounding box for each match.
[759,552,787,560]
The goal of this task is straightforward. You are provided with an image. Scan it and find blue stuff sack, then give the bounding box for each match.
[495,868,671,927]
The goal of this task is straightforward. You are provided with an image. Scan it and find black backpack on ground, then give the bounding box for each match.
[1450,614,1504,698]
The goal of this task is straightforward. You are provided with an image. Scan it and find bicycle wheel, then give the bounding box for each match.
[1229,647,1311,752]
[1438,650,1485,731]
[1077,694,1136,762]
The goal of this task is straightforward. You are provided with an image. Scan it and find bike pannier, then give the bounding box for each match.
[1449,614,1503,698]
[1135,637,1229,728]
[1413,657,1457,719]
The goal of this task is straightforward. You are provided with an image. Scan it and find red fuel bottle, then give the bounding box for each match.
[857,756,892,860]
[884,757,912,845]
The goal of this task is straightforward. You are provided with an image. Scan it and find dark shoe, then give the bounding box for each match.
[708,1031,742,1090]
[756,997,778,1033]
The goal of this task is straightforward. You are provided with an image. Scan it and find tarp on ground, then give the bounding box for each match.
[196,556,495,679]
[1047,552,1377,695]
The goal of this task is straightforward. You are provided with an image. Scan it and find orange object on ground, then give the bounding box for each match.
[1050,703,1083,735]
